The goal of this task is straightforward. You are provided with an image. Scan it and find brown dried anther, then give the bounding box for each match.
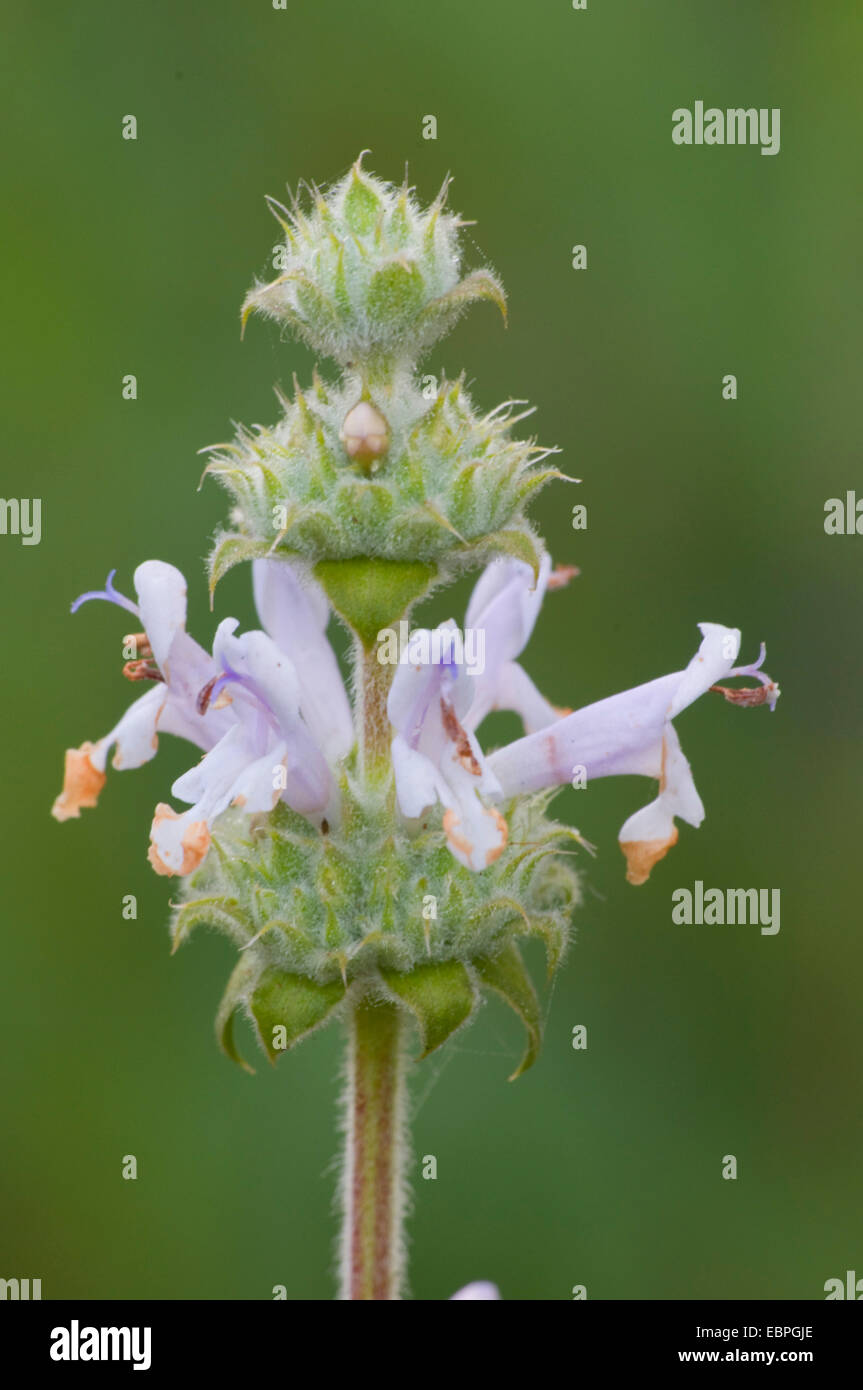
[123,659,165,683]
[123,633,153,660]
[710,682,775,708]
[197,674,220,715]
[440,697,481,775]
[547,564,580,591]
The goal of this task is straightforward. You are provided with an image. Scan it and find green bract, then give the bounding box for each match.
[241,155,505,368]
[179,156,581,1081]
[207,157,569,596]
[172,789,579,1077]
[205,371,561,593]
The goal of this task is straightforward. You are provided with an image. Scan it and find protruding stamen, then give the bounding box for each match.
[547,564,580,591]
[123,633,153,660]
[712,644,780,710]
[123,659,164,683]
[710,681,779,709]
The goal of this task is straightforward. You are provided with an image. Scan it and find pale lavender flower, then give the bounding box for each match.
[388,557,779,884]
[52,558,352,877]
[54,549,777,889]
[450,1281,502,1300]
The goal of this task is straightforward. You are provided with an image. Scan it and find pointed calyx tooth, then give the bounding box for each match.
[339,400,390,466]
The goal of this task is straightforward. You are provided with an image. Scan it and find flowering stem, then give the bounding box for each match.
[336,631,408,1298]
[338,997,409,1300]
[356,639,393,778]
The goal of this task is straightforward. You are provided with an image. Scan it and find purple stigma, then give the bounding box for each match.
[70,569,139,618]
[731,642,767,678]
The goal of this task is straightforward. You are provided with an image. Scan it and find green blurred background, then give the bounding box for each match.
[2,0,861,1300]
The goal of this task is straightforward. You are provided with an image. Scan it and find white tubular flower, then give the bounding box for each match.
[462,553,575,735]
[450,1281,502,1300]
[488,622,780,885]
[386,556,578,872]
[252,559,353,764]
[389,554,779,884]
[52,559,353,879]
[51,563,230,825]
[388,620,508,871]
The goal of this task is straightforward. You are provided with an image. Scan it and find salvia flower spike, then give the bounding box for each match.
[53,156,780,1300]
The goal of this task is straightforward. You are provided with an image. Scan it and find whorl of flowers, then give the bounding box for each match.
[52,157,779,1076]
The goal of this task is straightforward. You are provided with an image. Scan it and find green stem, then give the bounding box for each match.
[355,638,394,780]
[336,623,407,1299]
[339,998,409,1300]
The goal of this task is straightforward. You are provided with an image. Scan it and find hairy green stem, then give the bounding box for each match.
[338,998,409,1300]
[355,639,394,779]
[337,630,408,1299]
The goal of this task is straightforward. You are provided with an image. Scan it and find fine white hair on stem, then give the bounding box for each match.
[336,995,412,1300]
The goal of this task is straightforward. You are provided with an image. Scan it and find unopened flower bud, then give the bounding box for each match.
[339,400,390,467]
